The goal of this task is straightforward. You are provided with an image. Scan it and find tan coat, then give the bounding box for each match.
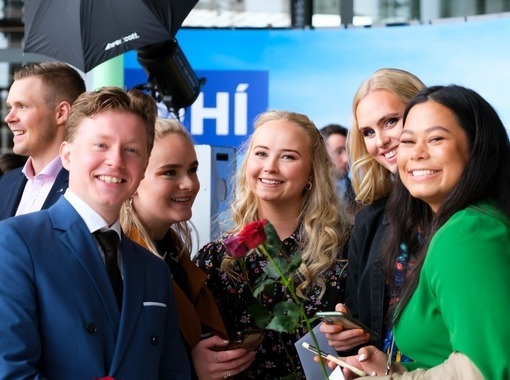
[358,352,484,380]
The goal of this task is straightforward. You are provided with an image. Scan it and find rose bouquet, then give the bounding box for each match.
[223,219,329,379]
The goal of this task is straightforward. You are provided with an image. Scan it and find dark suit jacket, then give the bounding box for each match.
[0,197,190,379]
[0,166,69,220]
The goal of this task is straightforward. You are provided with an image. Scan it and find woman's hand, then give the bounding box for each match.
[192,335,256,380]
[341,346,389,379]
[320,303,371,352]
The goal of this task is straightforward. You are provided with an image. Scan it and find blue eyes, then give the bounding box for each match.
[254,151,295,160]
[362,129,374,137]
[164,167,199,177]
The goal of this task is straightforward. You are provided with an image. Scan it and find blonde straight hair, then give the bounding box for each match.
[348,68,425,204]
[120,118,196,260]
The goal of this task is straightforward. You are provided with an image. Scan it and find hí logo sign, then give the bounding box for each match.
[124,69,268,148]
[182,70,268,147]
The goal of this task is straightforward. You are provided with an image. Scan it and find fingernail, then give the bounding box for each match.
[359,354,367,361]
[371,371,377,376]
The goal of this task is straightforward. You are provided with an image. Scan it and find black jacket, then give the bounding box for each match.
[345,197,388,349]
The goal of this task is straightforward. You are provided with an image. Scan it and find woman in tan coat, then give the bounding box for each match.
[121,118,255,379]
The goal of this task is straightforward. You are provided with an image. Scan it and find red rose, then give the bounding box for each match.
[239,220,267,249]
[224,235,248,258]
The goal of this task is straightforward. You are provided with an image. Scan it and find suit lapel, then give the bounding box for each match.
[109,236,144,374]
[50,199,121,330]
[0,169,26,219]
[42,168,68,209]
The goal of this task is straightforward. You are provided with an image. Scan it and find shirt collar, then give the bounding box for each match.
[64,189,122,239]
[22,155,63,180]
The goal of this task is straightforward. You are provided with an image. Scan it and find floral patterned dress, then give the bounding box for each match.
[194,232,348,380]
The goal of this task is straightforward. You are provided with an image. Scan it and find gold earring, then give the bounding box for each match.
[126,197,134,213]
[305,181,313,191]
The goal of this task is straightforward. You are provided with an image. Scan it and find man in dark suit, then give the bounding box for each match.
[320,123,358,221]
[0,62,86,220]
[0,87,190,379]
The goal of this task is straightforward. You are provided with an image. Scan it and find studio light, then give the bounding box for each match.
[136,39,205,114]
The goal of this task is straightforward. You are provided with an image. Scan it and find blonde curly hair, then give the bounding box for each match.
[221,110,350,299]
[348,68,425,205]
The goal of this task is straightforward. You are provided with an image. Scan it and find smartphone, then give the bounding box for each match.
[301,342,367,377]
[213,329,267,351]
[315,311,379,339]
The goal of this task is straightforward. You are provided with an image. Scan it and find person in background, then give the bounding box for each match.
[320,69,425,359]
[195,110,350,379]
[320,123,358,222]
[320,123,349,181]
[0,87,189,379]
[0,62,86,220]
[341,84,510,379]
[0,152,28,175]
[120,118,255,379]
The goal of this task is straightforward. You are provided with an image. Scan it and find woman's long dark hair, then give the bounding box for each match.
[381,84,510,322]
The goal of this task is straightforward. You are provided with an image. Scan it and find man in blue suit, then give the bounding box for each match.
[0,87,190,379]
[0,62,86,220]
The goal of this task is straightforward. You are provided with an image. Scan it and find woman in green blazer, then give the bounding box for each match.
[340,85,510,379]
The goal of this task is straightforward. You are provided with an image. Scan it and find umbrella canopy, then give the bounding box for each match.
[23,0,198,73]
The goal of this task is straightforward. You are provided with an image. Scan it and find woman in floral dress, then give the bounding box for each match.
[195,110,351,379]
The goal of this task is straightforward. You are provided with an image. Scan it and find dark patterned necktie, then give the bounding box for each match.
[94,230,123,309]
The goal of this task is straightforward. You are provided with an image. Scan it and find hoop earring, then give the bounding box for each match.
[305,181,313,191]
[125,197,134,215]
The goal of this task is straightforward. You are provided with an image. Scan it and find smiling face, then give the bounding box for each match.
[356,89,406,173]
[5,77,66,169]
[246,119,312,210]
[60,110,149,225]
[398,100,470,212]
[132,133,199,240]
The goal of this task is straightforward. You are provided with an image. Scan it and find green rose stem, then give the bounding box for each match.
[239,258,302,378]
[259,246,330,380]
[276,332,300,378]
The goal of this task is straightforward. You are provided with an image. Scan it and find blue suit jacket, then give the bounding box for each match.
[0,197,190,379]
[0,166,69,221]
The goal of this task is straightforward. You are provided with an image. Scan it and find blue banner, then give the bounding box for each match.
[125,16,510,147]
[125,68,268,147]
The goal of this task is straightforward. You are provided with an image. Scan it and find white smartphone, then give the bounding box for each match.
[301,342,367,377]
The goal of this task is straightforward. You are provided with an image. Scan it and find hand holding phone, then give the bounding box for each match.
[301,342,367,377]
[212,329,267,352]
[315,311,379,339]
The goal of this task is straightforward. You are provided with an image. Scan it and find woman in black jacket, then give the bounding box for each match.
[320,68,424,357]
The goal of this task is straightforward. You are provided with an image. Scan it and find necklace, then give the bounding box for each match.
[383,241,416,367]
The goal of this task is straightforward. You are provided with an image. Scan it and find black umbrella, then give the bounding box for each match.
[23,0,198,73]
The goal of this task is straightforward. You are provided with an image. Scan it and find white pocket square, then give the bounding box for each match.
[143,302,167,307]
